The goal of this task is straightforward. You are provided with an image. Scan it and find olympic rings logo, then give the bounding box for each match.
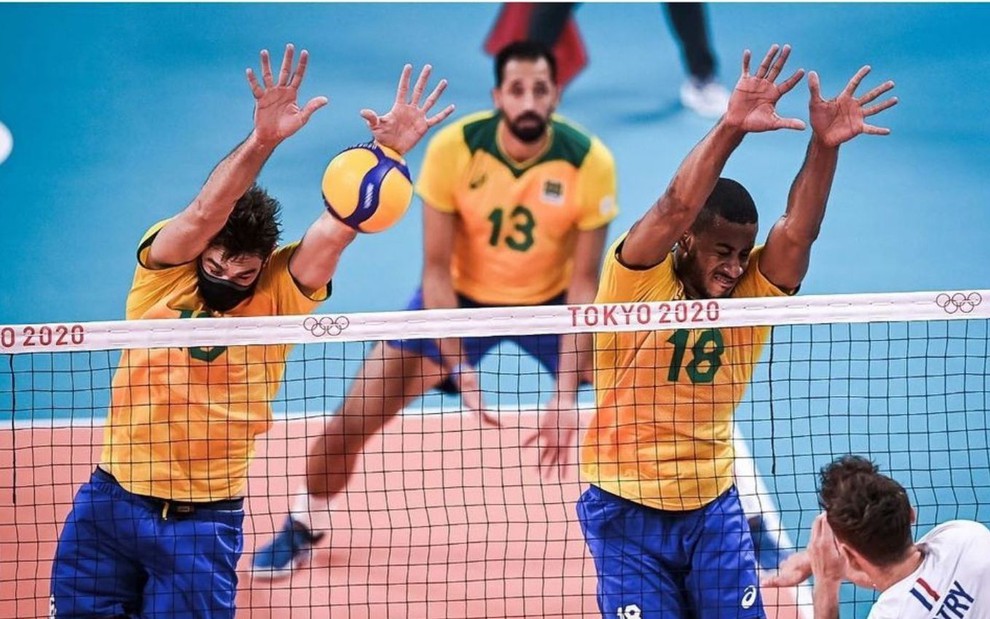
[935,292,983,314]
[303,315,351,337]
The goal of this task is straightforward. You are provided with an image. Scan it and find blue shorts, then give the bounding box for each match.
[388,288,566,393]
[577,485,765,619]
[51,468,245,619]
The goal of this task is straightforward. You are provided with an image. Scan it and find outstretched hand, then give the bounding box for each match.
[246,44,328,145]
[724,44,806,133]
[361,64,455,156]
[521,393,582,480]
[809,67,897,148]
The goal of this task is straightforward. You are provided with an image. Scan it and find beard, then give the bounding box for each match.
[504,110,549,143]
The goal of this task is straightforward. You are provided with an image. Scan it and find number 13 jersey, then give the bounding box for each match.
[415,111,618,305]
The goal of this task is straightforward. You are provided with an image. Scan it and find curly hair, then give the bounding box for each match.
[209,184,282,259]
[818,455,914,566]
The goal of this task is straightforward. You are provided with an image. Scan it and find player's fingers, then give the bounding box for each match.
[862,123,892,136]
[858,80,895,105]
[756,44,780,79]
[260,49,274,88]
[843,65,871,97]
[807,70,822,101]
[299,96,328,123]
[395,64,413,104]
[289,50,310,89]
[421,78,447,112]
[359,108,380,128]
[776,116,807,131]
[863,96,898,116]
[520,430,539,449]
[426,104,456,128]
[761,575,781,588]
[277,44,294,87]
[411,64,432,106]
[777,69,806,96]
[246,69,264,98]
[740,49,752,77]
[767,43,792,82]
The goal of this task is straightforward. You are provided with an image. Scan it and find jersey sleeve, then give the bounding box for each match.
[415,122,469,214]
[595,234,681,303]
[126,219,194,320]
[733,247,791,299]
[576,138,619,231]
[260,242,331,316]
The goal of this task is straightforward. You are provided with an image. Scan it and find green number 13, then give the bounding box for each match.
[666,328,724,384]
[487,205,536,251]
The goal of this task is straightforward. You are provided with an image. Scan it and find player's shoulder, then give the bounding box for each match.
[924,520,990,544]
[430,110,499,151]
[548,114,612,169]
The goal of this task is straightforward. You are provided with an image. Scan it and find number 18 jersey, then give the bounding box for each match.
[584,238,787,511]
[415,111,618,305]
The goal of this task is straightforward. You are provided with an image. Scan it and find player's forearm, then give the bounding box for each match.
[289,213,359,292]
[783,136,839,244]
[422,267,466,370]
[557,281,597,392]
[623,122,745,267]
[812,577,842,619]
[662,121,747,215]
[193,131,277,227]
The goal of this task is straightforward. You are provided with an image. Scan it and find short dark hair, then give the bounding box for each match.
[818,455,914,566]
[209,184,282,259]
[494,40,558,87]
[691,177,758,233]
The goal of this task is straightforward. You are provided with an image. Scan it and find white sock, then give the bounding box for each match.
[289,487,332,534]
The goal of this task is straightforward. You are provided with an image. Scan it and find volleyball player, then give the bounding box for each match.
[763,455,990,619]
[49,44,452,618]
[253,40,619,578]
[579,44,897,619]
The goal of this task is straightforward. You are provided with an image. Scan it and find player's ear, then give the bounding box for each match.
[491,87,502,110]
[910,506,917,525]
[838,544,872,589]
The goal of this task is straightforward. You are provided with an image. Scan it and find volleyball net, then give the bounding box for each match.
[2,289,988,618]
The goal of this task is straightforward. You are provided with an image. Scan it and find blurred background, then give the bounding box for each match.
[1,3,988,325]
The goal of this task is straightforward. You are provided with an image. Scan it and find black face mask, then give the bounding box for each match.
[196,262,256,312]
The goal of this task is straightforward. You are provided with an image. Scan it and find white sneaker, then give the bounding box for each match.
[680,78,731,119]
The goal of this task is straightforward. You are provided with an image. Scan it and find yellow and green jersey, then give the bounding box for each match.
[416,111,618,305]
[100,220,328,501]
[583,238,787,511]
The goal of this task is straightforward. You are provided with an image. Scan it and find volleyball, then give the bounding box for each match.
[322,142,413,233]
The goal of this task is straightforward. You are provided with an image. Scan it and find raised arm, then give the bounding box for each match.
[760,66,897,291]
[148,44,327,268]
[289,64,455,292]
[620,44,806,269]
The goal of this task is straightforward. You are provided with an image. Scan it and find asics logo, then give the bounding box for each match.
[303,316,350,337]
[935,292,982,314]
[741,585,758,609]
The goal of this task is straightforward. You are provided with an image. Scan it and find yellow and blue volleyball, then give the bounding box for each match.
[321,142,413,233]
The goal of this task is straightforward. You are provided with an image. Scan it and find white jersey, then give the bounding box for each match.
[869,520,990,619]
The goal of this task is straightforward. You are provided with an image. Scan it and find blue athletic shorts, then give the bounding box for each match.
[388,287,566,393]
[50,468,245,619]
[577,484,765,619]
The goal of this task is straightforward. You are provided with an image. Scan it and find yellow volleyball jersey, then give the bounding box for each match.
[583,238,786,511]
[415,111,618,305]
[100,220,329,501]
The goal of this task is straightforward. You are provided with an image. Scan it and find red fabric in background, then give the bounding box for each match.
[484,3,588,88]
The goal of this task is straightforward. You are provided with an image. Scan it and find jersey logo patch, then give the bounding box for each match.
[542,179,564,205]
